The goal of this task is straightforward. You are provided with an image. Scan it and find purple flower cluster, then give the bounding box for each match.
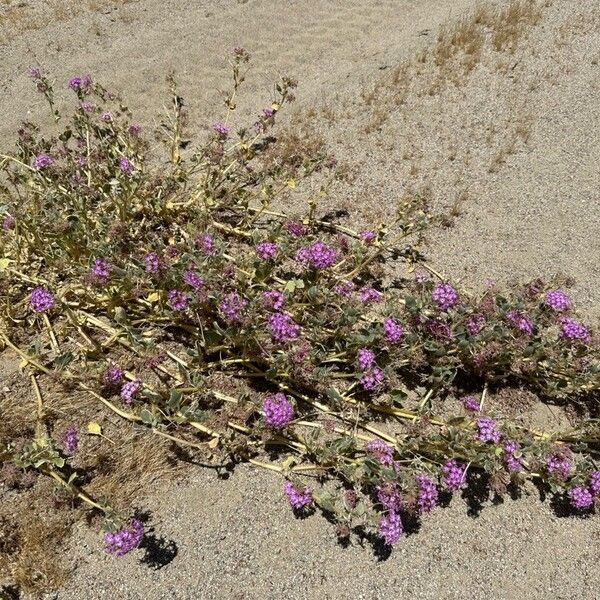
[441,459,465,491]
[283,481,312,509]
[590,471,600,496]
[32,154,54,170]
[118,157,134,175]
[359,287,383,304]
[506,310,534,335]
[104,519,144,556]
[546,452,571,480]
[29,287,55,313]
[102,111,114,122]
[475,417,501,444]
[262,393,294,428]
[144,252,162,274]
[104,364,124,386]
[378,511,403,546]
[219,292,248,324]
[333,280,354,297]
[462,396,480,412]
[568,486,593,510]
[183,270,204,290]
[466,314,486,336]
[560,317,590,342]
[269,312,301,343]
[262,289,284,311]
[62,426,79,454]
[360,367,384,391]
[431,282,459,311]
[503,440,523,473]
[359,230,376,244]
[357,347,375,370]
[295,241,338,269]
[81,101,94,113]
[167,289,188,311]
[212,121,231,137]
[255,241,278,260]
[364,439,394,466]
[90,259,111,284]
[2,214,15,230]
[285,221,308,237]
[544,289,571,312]
[120,380,142,406]
[377,482,402,511]
[68,75,92,92]
[416,474,439,514]
[195,233,215,255]
[383,318,403,344]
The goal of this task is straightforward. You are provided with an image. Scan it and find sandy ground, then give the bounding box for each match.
[2,0,600,598]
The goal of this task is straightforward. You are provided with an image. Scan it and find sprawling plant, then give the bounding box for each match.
[1,51,599,566]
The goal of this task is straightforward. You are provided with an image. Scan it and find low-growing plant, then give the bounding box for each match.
[1,50,599,594]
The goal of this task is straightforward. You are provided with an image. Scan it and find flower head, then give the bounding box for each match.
[118,157,134,175]
[462,396,480,412]
[568,486,593,510]
[195,233,215,255]
[104,364,124,386]
[589,471,600,496]
[442,459,465,491]
[416,474,439,514]
[120,380,142,406]
[183,270,204,290]
[219,292,248,324]
[30,287,55,313]
[90,259,112,284]
[144,252,162,274]
[104,519,144,556]
[475,417,501,444]
[356,347,376,371]
[503,440,523,473]
[2,214,15,230]
[333,280,354,297]
[255,241,278,261]
[359,230,376,244]
[376,482,402,511]
[506,310,534,335]
[466,314,486,336]
[546,452,571,480]
[544,289,571,312]
[101,111,113,122]
[365,439,394,465]
[359,287,383,304]
[432,282,459,311]
[262,289,284,311]
[262,393,294,428]
[383,318,403,343]
[360,367,384,391]
[269,312,301,343]
[62,426,79,454]
[167,289,188,311]
[285,221,309,237]
[295,241,338,270]
[378,511,403,546]
[32,154,54,169]
[560,317,590,342]
[212,121,231,137]
[283,481,312,509]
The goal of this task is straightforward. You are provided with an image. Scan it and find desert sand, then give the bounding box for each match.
[1,0,599,598]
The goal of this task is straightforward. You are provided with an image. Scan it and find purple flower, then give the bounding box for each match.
[104,364,124,386]
[568,486,593,510]
[560,317,590,342]
[589,471,600,496]
[167,289,188,311]
[183,270,204,290]
[357,347,376,371]
[90,259,112,283]
[359,287,383,304]
[378,511,403,546]
[475,417,501,444]
[28,66,42,79]
[365,439,394,465]
[262,393,294,428]
[503,440,523,473]
[29,287,55,313]
[120,380,142,406]
[32,154,54,170]
[333,280,355,297]
[383,318,403,343]
[2,214,15,230]
[283,481,312,509]
[376,482,402,511]
[144,252,162,274]
[295,241,338,270]
[416,474,439,514]
[62,426,79,454]
[68,76,83,90]
[104,519,144,556]
[262,289,284,311]
[219,292,248,324]
[414,270,429,284]
[128,123,142,136]
[195,234,215,255]
[285,221,309,237]
[466,314,486,336]
[261,107,274,119]
[255,241,278,261]
[432,282,458,311]
[544,289,571,311]
[546,452,571,480]
[212,121,231,137]
[360,367,384,391]
[359,230,376,244]
[442,459,465,491]
[81,101,94,113]
[506,310,534,335]
[462,396,480,412]
[118,157,134,175]
[101,111,113,122]
[269,312,301,343]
